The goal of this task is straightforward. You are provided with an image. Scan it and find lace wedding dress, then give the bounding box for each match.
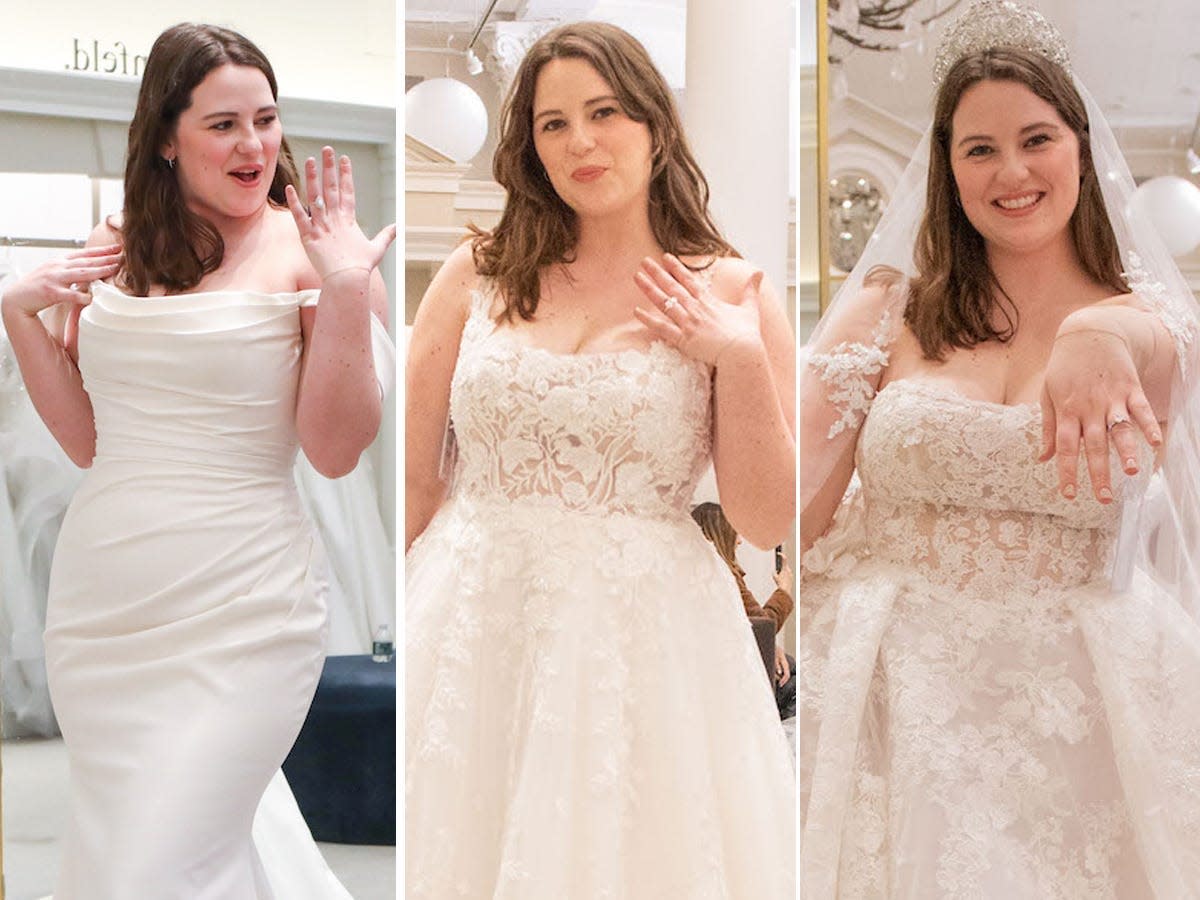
[406,286,795,899]
[801,378,1200,898]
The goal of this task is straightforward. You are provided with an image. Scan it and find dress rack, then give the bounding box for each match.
[0,236,87,249]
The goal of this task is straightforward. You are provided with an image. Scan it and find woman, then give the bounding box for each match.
[800,2,1200,895]
[406,21,795,898]
[0,23,393,897]
[691,500,795,695]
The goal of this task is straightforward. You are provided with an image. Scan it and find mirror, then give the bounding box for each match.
[0,7,396,897]
[821,0,1200,301]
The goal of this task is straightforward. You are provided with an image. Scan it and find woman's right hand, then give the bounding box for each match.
[1,244,122,319]
[774,645,791,686]
[773,556,793,591]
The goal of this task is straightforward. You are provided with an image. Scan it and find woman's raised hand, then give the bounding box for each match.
[285,146,396,281]
[633,254,763,366]
[1039,324,1161,503]
[1,245,121,318]
[774,555,793,592]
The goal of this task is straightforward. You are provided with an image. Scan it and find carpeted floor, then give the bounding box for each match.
[1,737,394,900]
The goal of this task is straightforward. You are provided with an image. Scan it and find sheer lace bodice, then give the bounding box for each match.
[855,380,1149,596]
[448,287,712,518]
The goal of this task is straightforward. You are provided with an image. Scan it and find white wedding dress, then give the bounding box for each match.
[41,282,380,899]
[406,286,795,899]
[0,274,79,738]
[801,379,1200,897]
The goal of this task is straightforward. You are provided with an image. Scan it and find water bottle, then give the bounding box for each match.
[372,624,394,663]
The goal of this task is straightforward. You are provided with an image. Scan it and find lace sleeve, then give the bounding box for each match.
[806,309,894,439]
[1124,252,1198,381]
[800,280,904,519]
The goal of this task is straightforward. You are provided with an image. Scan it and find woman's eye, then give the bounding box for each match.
[593,106,619,120]
[257,115,277,127]
[965,144,992,158]
[211,121,234,131]
[1026,133,1051,147]
[541,118,565,133]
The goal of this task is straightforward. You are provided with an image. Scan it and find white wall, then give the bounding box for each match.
[1,0,395,107]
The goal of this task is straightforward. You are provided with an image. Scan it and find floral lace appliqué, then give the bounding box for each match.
[799,379,1199,898]
[807,309,893,439]
[447,287,712,519]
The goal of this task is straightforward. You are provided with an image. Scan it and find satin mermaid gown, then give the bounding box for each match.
[43,282,349,898]
[406,286,795,898]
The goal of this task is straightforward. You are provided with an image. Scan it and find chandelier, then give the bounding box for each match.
[828,0,964,62]
[829,176,884,272]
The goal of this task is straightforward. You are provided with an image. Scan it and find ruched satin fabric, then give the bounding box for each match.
[45,283,330,899]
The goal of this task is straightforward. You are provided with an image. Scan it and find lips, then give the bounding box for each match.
[992,191,1044,213]
[570,166,607,183]
[229,166,263,186]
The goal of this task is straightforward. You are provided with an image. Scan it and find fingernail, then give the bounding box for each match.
[1124,458,1137,472]
[1099,487,1113,502]
[1063,484,1076,499]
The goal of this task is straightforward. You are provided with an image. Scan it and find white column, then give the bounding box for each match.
[684,0,794,615]
[684,0,792,298]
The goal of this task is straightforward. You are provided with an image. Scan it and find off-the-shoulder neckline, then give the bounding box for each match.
[94,281,320,300]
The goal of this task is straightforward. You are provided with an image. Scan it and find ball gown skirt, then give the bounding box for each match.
[800,380,1200,898]
[406,288,796,899]
[43,283,344,899]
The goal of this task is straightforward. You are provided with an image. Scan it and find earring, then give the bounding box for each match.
[165,157,175,170]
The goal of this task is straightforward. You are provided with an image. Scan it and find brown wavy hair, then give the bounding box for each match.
[470,21,737,321]
[691,502,743,578]
[118,23,300,295]
[905,48,1125,360]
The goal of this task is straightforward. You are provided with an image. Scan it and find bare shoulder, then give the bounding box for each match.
[688,255,761,306]
[812,278,908,355]
[419,240,482,324]
[1093,290,1141,310]
[271,206,322,290]
[86,214,123,249]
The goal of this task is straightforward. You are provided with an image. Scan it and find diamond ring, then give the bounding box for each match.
[313,196,325,211]
[1107,413,1131,431]
[663,297,681,313]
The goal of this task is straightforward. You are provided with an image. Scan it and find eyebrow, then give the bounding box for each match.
[955,121,1062,147]
[533,94,620,123]
[201,105,279,120]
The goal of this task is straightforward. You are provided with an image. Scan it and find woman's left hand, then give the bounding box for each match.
[633,254,763,366]
[1039,321,1161,503]
[285,146,396,281]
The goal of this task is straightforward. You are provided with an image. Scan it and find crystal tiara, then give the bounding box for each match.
[931,0,1071,87]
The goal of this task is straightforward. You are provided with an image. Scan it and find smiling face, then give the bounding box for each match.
[162,63,282,224]
[530,57,655,220]
[948,78,1082,256]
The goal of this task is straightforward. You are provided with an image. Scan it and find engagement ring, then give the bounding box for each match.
[1107,413,1131,431]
